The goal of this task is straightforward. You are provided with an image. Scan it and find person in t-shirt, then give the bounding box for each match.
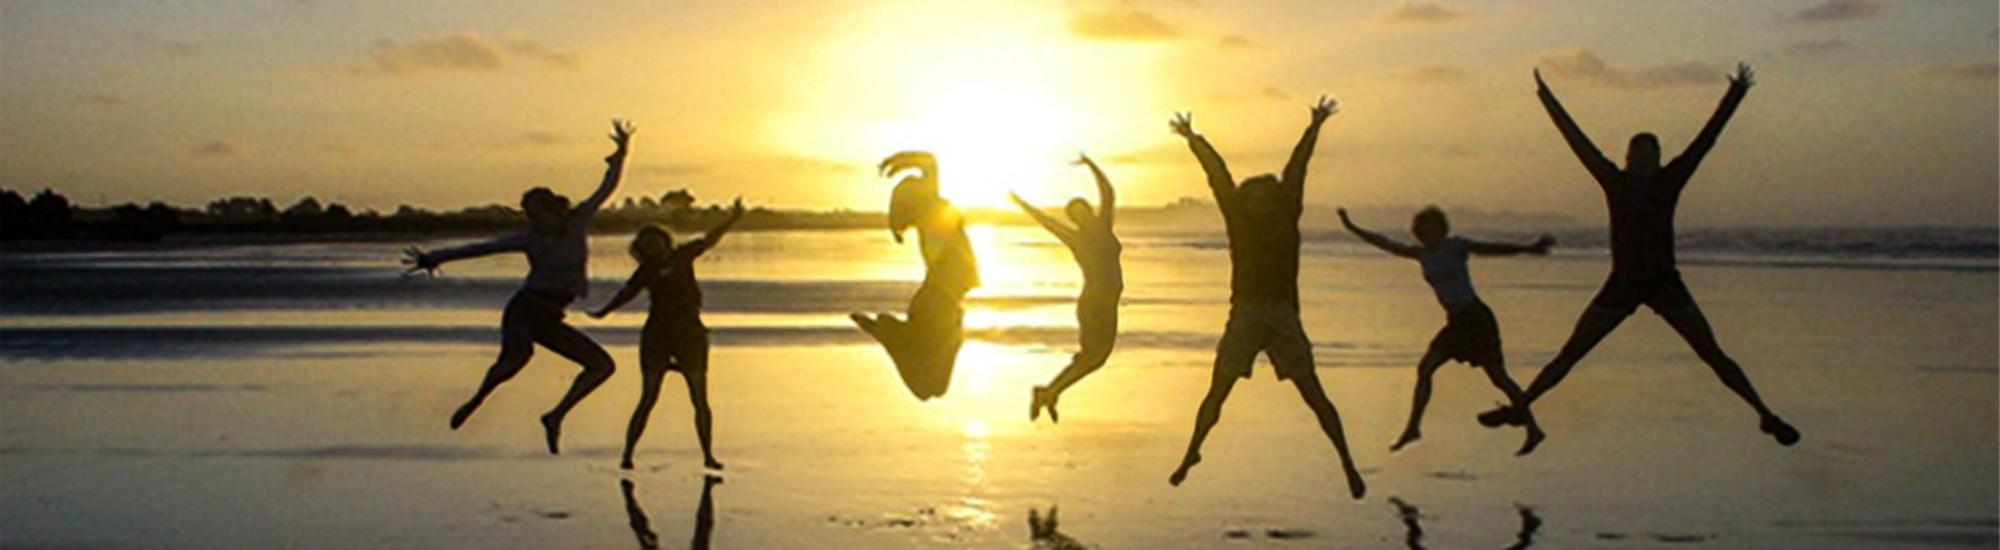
[1340,206,1551,455]
[591,198,745,471]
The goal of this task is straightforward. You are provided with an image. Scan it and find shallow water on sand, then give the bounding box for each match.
[2,228,1995,547]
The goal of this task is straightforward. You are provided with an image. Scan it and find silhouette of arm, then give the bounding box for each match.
[591,266,654,318]
[1077,153,1114,229]
[575,119,636,217]
[1535,71,1617,185]
[1282,96,1337,198]
[1337,209,1421,259]
[689,198,745,256]
[1465,234,1555,257]
[418,231,529,267]
[1010,192,1078,245]
[1170,112,1234,211]
[1671,63,1753,181]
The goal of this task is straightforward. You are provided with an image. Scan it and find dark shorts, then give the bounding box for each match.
[501,288,572,336]
[1589,272,1697,315]
[641,322,709,373]
[1429,300,1503,368]
[1214,304,1314,381]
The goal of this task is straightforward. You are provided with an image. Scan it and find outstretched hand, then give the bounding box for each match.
[1310,95,1338,122]
[1336,207,1358,229]
[1728,63,1755,91]
[606,119,637,162]
[1534,68,1548,92]
[1531,234,1556,254]
[401,246,439,277]
[1071,151,1095,167]
[1169,112,1195,138]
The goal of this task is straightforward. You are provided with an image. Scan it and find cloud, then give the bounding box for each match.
[1216,34,1263,50]
[1397,64,1470,84]
[1379,1,1470,25]
[1789,0,1883,23]
[348,31,579,76]
[1784,38,1851,56]
[1536,50,1721,89]
[75,94,122,107]
[1910,61,1999,82]
[1068,8,1182,42]
[193,141,236,156]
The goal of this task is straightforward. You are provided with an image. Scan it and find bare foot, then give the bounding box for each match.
[450,401,477,430]
[1761,416,1800,446]
[620,457,635,470]
[1389,430,1421,452]
[1477,404,1523,428]
[1516,424,1546,456]
[704,457,725,470]
[1169,453,1201,486]
[1344,468,1367,500]
[539,413,562,455]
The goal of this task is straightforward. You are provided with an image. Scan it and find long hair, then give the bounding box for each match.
[629,225,673,263]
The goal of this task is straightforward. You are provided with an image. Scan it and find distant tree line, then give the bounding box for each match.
[0,187,884,243]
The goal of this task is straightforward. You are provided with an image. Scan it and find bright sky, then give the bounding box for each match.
[2,0,1994,226]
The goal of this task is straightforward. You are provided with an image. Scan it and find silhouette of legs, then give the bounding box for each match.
[534,321,615,455]
[1478,361,1544,455]
[451,324,533,429]
[1521,305,1626,403]
[683,369,722,469]
[622,363,669,470]
[1035,298,1119,423]
[693,474,720,550]
[1288,370,1366,499]
[620,479,661,550]
[1392,349,1451,451]
[1657,304,1798,446]
[1171,364,1239,487]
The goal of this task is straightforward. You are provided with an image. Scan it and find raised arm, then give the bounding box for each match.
[1282,96,1337,195]
[1535,70,1618,184]
[1465,234,1555,257]
[1337,208,1421,259]
[689,198,746,255]
[1670,63,1753,180]
[574,119,636,217]
[1009,191,1078,245]
[1075,152,1114,228]
[1170,112,1234,210]
[589,266,653,318]
[404,231,530,275]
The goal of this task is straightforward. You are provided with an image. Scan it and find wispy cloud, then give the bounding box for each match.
[1068,7,1182,42]
[347,32,579,76]
[1784,38,1851,56]
[1536,50,1720,89]
[1910,61,1999,82]
[193,141,236,157]
[1379,1,1470,25]
[1788,0,1884,23]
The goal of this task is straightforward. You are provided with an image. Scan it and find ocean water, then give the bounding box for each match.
[2,226,1996,548]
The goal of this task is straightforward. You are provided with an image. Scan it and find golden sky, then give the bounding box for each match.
[2,0,1994,225]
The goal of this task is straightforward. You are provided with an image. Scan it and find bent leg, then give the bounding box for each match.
[452,315,535,429]
[1658,303,1798,445]
[535,321,617,454]
[1480,359,1544,455]
[1392,349,1451,452]
[1170,364,1241,486]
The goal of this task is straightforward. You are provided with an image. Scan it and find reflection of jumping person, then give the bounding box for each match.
[1485,65,1799,447]
[619,476,720,550]
[591,199,744,471]
[1010,153,1122,424]
[851,151,980,400]
[1165,97,1365,499]
[408,119,633,455]
[1340,207,1550,455]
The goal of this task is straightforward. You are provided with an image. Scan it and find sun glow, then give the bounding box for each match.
[771,0,1172,208]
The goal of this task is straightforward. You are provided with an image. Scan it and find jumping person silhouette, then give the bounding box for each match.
[852,151,980,400]
[1165,97,1366,498]
[1009,152,1122,424]
[1482,64,1800,447]
[1339,206,1551,455]
[407,119,634,455]
[590,198,745,471]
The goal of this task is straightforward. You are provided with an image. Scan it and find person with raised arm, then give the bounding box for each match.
[1482,64,1800,448]
[1009,152,1123,423]
[851,151,980,400]
[1339,206,1551,455]
[404,119,634,455]
[590,198,745,471]
[1165,97,1366,499]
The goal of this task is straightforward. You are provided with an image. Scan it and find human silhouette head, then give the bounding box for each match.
[1236,174,1282,220]
[1410,206,1449,247]
[521,187,571,235]
[887,175,941,244]
[1064,198,1095,226]
[1626,133,1661,174]
[629,225,673,263]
